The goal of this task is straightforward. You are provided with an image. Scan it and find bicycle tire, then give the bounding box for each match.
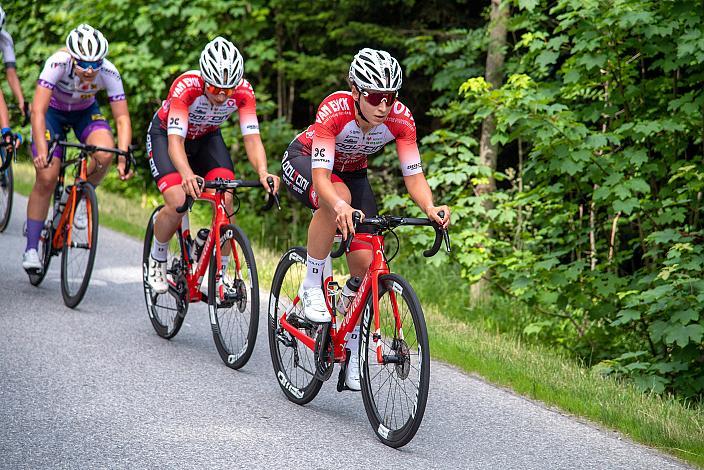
[60,183,99,308]
[208,224,259,370]
[29,224,54,286]
[268,247,324,405]
[142,206,188,339]
[359,273,430,448]
[0,159,13,232]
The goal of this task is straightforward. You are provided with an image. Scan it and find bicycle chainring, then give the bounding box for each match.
[314,325,334,381]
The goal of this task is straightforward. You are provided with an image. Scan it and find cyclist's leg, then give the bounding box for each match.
[281,141,350,322]
[342,171,377,278]
[193,130,236,266]
[26,109,64,254]
[281,141,350,281]
[74,102,114,186]
[147,120,187,252]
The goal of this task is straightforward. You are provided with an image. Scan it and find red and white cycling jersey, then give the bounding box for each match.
[296,91,422,176]
[156,70,260,140]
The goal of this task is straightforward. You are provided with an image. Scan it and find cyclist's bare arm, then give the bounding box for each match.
[404,173,450,229]
[0,88,9,129]
[30,86,52,168]
[109,99,132,180]
[5,67,24,114]
[243,133,279,193]
[167,133,200,197]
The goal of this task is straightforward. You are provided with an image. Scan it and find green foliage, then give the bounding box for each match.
[384,0,704,398]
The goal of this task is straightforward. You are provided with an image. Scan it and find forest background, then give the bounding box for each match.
[3,0,703,401]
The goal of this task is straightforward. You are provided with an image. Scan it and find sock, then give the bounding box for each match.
[25,218,44,251]
[302,254,326,289]
[151,237,169,262]
[220,255,229,272]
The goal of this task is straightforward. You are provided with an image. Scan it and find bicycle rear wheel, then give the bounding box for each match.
[142,206,188,339]
[360,273,430,448]
[208,224,259,370]
[268,247,324,405]
[0,156,12,232]
[61,183,99,308]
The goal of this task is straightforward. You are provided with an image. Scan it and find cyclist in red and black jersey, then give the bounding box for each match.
[146,36,279,293]
[281,48,450,390]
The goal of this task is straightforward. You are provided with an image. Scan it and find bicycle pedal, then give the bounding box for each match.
[24,267,43,277]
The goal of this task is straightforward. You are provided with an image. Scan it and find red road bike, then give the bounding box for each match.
[268,211,450,447]
[142,177,278,370]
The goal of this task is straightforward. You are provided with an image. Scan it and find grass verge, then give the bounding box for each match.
[11,160,704,467]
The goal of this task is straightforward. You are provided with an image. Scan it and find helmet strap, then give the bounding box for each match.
[354,98,370,124]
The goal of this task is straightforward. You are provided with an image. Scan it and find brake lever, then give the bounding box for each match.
[261,176,281,211]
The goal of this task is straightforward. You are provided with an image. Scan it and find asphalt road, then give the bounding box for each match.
[0,194,691,469]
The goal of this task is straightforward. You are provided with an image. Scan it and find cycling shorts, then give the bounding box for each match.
[31,102,112,159]
[281,139,378,234]
[146,114,235,193]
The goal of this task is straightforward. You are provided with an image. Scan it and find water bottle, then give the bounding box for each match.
[192,228,210,262]
[52,186,69,230]
[336,276,362,315]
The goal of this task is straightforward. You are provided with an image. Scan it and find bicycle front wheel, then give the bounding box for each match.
[267,247,324,405]
[61,183,99,308]
[208,224,259,370]
[360,273,430,448]
[0,158,13,232]
[142,206,188,339]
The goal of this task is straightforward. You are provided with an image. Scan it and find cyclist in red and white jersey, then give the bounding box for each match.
[281,48,450,390]
[146,36,279,293]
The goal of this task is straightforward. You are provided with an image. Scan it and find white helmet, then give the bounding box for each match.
[199,36,244,88]
[65,24,109,61]
[349,48,402,92]
[0,6,6,30]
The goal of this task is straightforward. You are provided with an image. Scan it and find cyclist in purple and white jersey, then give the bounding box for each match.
[22,24,133,274]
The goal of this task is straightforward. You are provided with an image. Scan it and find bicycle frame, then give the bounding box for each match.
[176,191,242,303]
[278,232,401,366]
[50,153,93,252]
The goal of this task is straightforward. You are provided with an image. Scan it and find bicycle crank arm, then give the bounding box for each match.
[286,314,314,330]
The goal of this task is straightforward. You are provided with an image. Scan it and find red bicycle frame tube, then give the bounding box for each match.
[182,191,242,302]
[279,232,402,365]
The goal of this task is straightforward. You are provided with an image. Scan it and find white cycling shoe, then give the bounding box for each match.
[73,197,88,230]
[147,257,168,294]
[22,249,42,273]
[298,285,331,323]
[345,326,361,391]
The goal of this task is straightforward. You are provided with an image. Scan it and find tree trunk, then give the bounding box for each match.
[470,0,509,301]
[275,20,284,120]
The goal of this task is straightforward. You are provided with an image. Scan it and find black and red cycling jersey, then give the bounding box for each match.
[156,70,260,140]
[294,91,423,175]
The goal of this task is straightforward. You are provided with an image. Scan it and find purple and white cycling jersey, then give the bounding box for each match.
[37,50,125,112]
[0,30,17,68]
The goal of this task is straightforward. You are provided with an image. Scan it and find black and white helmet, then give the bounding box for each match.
[199,36,244,88]
[65,24,109,61]
[349,48,402,92]
[0,6,6,30]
